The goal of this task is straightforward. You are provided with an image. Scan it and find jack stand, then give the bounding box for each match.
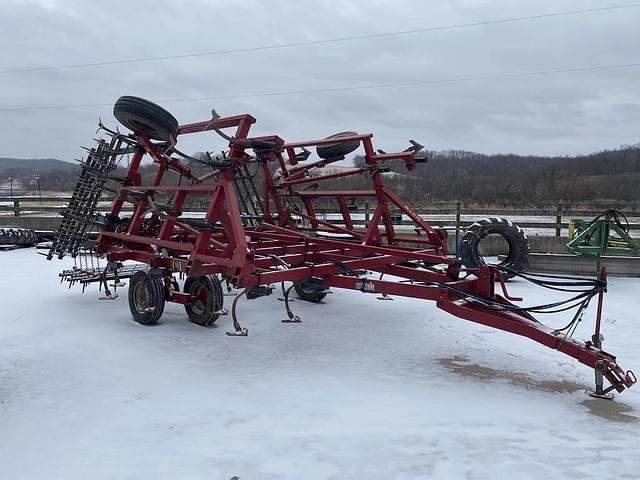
[588,370,615,400]
[588,336,614,400]
[226,289,249,336]
[280,282,302,323]
[588,267,613,399]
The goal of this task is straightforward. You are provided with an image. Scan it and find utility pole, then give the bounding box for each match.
[34,174,42,202]
[8,177,13,198]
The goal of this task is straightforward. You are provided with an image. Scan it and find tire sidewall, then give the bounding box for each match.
[460,218,528,278]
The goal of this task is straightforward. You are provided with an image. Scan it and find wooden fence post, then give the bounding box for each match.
[455,201,461,257]
[364,201,370,227]
[13,199,20,217]
[555,202,563,237]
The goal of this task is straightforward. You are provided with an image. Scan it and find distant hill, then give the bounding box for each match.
[352,146,640,202]
[0,158,78,192]
[0,158,76,177]
[3,145,640,202]
[419,147,640,201]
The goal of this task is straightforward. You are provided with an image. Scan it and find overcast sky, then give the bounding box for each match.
[0,0,639,161]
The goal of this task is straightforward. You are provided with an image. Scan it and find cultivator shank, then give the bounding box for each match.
[48,96,636,396]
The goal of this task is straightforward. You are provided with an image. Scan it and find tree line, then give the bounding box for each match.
[343,146,640,202]
[3,145,639,204]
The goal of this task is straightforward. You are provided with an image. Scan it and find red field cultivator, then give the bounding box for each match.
[48,96,635,397]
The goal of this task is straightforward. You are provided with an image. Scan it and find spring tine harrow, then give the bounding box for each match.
[47,133,125,260]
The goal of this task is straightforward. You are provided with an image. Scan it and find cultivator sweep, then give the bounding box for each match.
[48,96,635,396]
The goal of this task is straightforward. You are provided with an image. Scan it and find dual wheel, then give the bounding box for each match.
[127,272,223,326]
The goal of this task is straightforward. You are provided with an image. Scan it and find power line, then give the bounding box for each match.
[1,4,639,75]
[1,61,638,113]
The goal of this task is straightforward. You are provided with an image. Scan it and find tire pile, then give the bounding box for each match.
[0,227,38,247]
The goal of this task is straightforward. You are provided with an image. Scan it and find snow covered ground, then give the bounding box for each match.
[1,248,639,480]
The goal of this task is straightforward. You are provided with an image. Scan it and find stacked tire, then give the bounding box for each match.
[459,217,529,279]
[0,227,38,247]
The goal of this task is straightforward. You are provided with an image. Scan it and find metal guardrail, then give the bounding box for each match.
[1,196,639,236]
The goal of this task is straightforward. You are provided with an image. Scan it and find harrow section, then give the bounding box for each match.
[47,131,130,260]
[48,96,635,397]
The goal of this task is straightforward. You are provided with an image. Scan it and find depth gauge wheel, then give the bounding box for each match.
[128,271,166,325]
[293,279,327,303]
[184,275,223,326]
[459,217,529,279]
[113,96,179,141]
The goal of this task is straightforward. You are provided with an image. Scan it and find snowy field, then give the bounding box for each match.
[1,248,639,480]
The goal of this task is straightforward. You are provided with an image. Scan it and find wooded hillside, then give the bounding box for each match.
[2,145,639,201]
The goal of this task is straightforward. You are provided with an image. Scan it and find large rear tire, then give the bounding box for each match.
[113,96,179,141]
[459,217,529,279]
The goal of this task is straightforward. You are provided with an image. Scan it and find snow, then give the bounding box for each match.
[1,248,639,480]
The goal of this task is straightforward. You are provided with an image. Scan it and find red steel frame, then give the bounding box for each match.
[95,111,636,394]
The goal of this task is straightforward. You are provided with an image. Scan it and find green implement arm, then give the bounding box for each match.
[567,210,640,273]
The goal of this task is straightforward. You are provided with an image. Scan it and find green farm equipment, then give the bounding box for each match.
[567,210,640,272]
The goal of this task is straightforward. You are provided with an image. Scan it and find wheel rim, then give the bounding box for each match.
[190,283,207,315]
[128,118,159,136]
[302,285,320,295]
[133,281,151,314]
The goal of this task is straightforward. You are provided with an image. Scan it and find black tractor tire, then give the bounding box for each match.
[316,131,360,159]
[128,270,166,325]
[211,274,224,311]
[184,275,223,326]
[113,96,179,141]
[0,227,37,246]
[459,217,529,279]
[19,229,36,244]
[293,279,328,303]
